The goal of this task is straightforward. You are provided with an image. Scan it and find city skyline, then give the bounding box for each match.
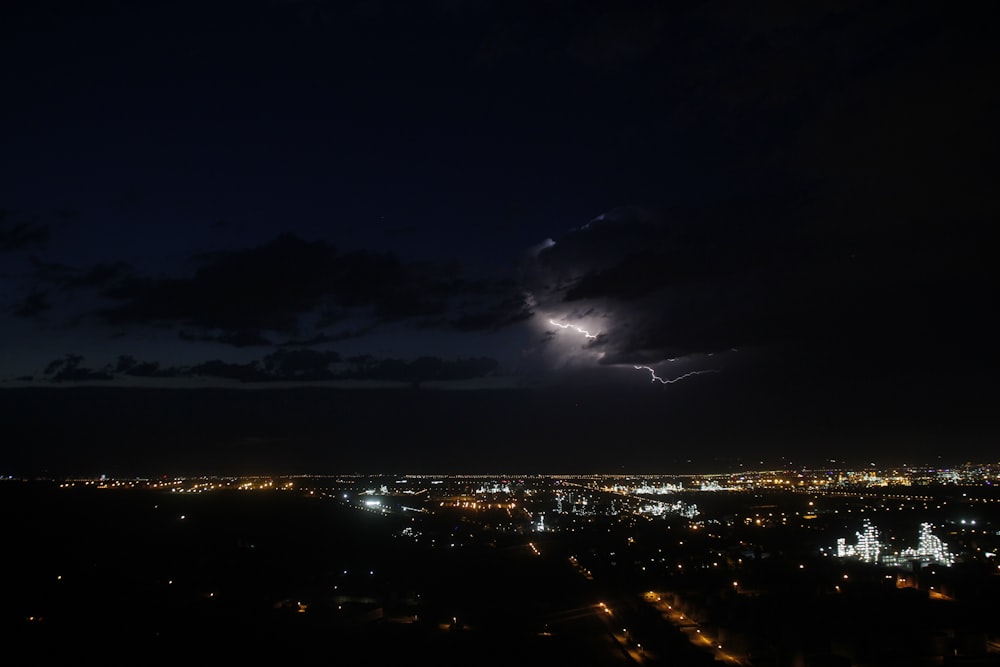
[5,457,1000,664]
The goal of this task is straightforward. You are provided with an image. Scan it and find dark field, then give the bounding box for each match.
[2,481,635,665]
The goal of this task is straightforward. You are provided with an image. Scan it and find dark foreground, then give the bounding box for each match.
[7,478,1000,666]
[2,481,655,666]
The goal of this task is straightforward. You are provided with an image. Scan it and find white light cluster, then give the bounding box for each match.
[619,481,684,494]
[474,483,512,494]
[638,499,699,519]
[699,480,735,491]
[835,519,881,562]
[886,523,955,567]
[837,521,955,567]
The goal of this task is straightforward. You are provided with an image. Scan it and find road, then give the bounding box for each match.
[641,590,752,666]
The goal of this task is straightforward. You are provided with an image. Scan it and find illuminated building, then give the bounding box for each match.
[835,519,882,563]
[883,523,955,567]
[838,521,956,568]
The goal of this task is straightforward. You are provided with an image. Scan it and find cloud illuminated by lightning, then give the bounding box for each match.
[633,365,720,384]
[545,316,720,386]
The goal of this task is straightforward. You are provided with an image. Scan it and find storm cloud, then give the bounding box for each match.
[521,202,991,381]
[0,209,50,251]
[37,349,500,387]
[21,232,529,346]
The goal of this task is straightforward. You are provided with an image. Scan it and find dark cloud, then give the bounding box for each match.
[94,233,527,345]
[13,289,50,318]
[100,234,341,334]
[276,332,359,347]
[42,354,113,382]
[43,354,79,376]
[449,297,534,332]
[9,259,132,322]
[116,355,177,378]
[189,359,263,383]
[261,348,340,380]
[179,330,274,348]
[0,210,50,251]
[341,355,500,385]
[36,349,500,386]
[18,257,132,295]
[523,201,993,378]
[70,261,132,289]
[27,256,79,284]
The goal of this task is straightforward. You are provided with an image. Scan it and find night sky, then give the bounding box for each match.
[1,0,996,476]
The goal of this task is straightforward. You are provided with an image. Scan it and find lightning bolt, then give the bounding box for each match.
[548,319,598,339]
[634,365,720,384]
[548,317,720,386]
